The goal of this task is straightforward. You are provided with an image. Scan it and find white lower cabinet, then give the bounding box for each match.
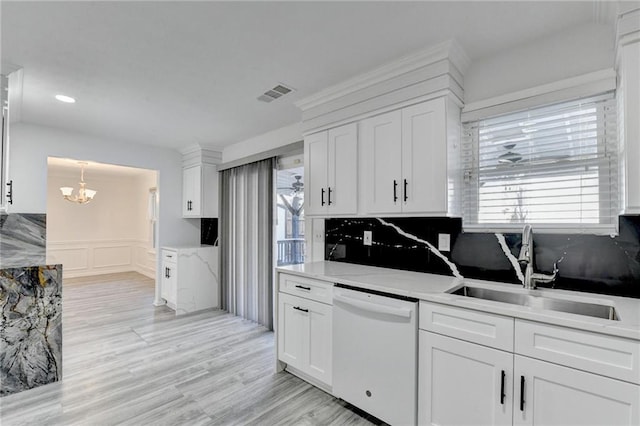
[160,251,177,308]
[419,301,640,426]
[419,331,513,426]
[160,246,219,315]
[278,291,332,386]
[514,355,639,426]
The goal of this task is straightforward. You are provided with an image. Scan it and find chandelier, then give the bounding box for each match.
[60,162,97,204]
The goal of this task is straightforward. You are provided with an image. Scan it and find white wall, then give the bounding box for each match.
[465,23,615,103]
[46,167,157,278]
[222,122,303,163]
[9,123,200,303]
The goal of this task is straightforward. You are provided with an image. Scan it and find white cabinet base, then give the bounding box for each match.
[161,246,219,315]
[419,331,513,426]
[514,355,639,426]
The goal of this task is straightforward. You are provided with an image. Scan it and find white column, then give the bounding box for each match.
[617,7,640,213]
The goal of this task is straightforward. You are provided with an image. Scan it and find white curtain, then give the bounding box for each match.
[220,158,274,329]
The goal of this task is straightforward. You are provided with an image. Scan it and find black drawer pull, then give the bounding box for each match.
[520,375,525,412]
[293,306,309,313]
[6,180,13,205]
[500,370,505,405]
[327,187,332,206]
[321,188,326,206]
[393,180,398,202]
[403,178,408,202]
[295,285,311,291]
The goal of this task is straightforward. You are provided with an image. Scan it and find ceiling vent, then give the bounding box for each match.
[257,83,295,103]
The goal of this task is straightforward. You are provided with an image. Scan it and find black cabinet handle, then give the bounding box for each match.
[327,187,332,206]
[500,370,505,405]
[6,180,12,205]
[321,188,325,206]
[520,376,525,412]
[293,306,309,313]
[403,179,408,202]
[164,267,168,278]
[167,268,171,279]
[295,285,311,291]
[393,180,398,202]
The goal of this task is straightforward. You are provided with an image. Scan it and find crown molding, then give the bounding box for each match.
[295,39,470,112]
[179,144,223,156]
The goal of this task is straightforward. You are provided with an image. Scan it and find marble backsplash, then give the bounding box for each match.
[201,218,219,246]
[0,214,47,268]
[1,264,62,396]
[325,216,640,299]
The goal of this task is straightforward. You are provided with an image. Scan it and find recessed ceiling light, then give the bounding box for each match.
[55,94,76,103]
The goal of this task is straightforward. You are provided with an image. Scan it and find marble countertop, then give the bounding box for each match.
[277,261,640,341]
[162,244,217,251]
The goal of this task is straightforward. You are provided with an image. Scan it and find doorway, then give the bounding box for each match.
[276,158,304,266]
[46,157,159,282]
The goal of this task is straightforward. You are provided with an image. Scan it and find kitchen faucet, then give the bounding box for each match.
[518,224,558,290]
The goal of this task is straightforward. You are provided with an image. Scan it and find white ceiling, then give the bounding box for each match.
[1,1,619,152]
[47,156,156,178]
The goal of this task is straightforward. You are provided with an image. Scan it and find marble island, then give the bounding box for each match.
[1,213,63,396]
[1,264,62,396]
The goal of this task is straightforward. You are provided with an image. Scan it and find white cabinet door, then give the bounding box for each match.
[327,123,357,215]
[161,261,177,307]
[362,110,403,214]
[305,297,332,385]
[304,131,329,216]
[277,292,332,386]
[278,293,306,370]
[514,355,640,426]
[182,165,201,217]
[419,331,513,426]
[401,98,447,214]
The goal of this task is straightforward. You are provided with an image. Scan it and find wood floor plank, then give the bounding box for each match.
[0,272,379,425]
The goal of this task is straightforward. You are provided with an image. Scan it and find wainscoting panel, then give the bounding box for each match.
[133,243,156,279]
[47,239,155,279]
[47,247,89,272]
[93,245,132,269]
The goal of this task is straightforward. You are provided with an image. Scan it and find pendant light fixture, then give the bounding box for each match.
[60,162,97,204]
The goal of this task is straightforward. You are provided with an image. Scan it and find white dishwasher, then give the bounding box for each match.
[333,284,418,426]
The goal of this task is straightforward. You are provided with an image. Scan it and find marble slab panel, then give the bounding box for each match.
[0,264,62,396]
[201,218,218,246]
[325,216,640,298]
[0,214,47,268]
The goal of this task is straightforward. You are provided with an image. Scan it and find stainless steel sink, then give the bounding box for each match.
[449,286,619,321]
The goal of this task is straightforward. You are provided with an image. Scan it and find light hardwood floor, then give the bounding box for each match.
[0,272,380,426]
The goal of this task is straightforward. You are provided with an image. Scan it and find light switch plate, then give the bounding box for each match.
[438,233,451,252]
[363,230,372,246]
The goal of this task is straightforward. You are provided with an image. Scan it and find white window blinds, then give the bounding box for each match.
[461,93,618,232]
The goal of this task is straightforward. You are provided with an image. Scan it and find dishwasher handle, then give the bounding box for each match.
[334,294,412,319]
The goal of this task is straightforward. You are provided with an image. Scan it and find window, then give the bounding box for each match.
[461,93,618,232]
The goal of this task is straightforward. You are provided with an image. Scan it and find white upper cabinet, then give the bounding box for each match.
[304,131,329,216]
[362,97,455,215]
[182,164,218,218]
[402,99,447,213]
[361,110,403,214]
[304,122,357,216]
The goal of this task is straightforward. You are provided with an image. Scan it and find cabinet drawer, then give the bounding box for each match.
[420,301,514,351]
[162,250,177,263]
[279,273,333,304]
[515,320,640,385]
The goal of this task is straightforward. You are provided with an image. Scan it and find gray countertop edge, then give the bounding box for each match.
[0,263,62,270]
[277,261,640,342]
